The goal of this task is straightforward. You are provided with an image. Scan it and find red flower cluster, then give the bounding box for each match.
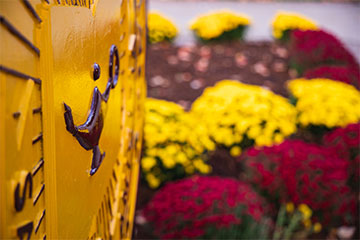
[143,176,269,239]
[304,65,360,89]
[240,140,355,225]
[323,123,360,190]
[290,30,359,72]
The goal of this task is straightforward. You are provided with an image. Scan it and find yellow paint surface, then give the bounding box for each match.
[0,0,146,239]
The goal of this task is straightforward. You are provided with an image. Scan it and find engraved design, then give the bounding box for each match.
[34,210,45,233]
[0,65,41,84]
[32,158,44,177]
[14,172,33,212]
[17,222,33,240]
[33,184,45,206]
[55,0,94,8]
[92,63,101,81]
[22,0,42,23]
[0,16,40,56]
[63,45,119,176]
[1,1,45,238]
[32,133,43,145]
[33,107,42,114]
[13,111,21,119]
[63,89,105,176]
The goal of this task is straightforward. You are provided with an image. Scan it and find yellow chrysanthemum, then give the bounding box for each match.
[313,222,322,233]
[146,173,160,189]
[288,78,360,128]
[190,10,251,40]
[303,219,312,229]
[230,146,242,157]
[271,11,318,39]
[148,11,178,43]
[191,80,297,152]
[142,98,213,188]
[141,157,157,171]
[286,202,295,213]
[298,203,313,220]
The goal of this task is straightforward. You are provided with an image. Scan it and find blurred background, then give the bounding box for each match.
[134,0,360,239]
[149,0,360,61]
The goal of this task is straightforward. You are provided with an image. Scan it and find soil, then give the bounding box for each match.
[145,41,294,110]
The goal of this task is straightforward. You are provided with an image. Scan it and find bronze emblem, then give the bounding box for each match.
[63,44,119,175]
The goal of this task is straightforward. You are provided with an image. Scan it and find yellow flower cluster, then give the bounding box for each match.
[148,11,178,43]
[298,203,312,221]
[190,10,251,40]
[286,202,295,213]
[298,204,322,232]
[142,98,214,188]
[271,11,318,39]
[191,80,297,156]
[288,78,360,128]
[286,202,322,233]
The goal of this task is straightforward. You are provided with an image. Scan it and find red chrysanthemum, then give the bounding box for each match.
[240,140,355,226]
[304,65,360,89]
[323,123,360,191]
[290,29,359,73]
[143,176,269,239]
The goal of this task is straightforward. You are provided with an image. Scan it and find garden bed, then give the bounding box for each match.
[135,40,292,238]
[134,9,360,239]
[146,41,293,109]
[135,39,360,239]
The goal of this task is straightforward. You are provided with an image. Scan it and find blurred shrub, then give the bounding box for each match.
[271,12,318,40]
[323,123,360,192]
[142,98,214,189]
[289,29,359,73]
[190,10,251,42]
[240,140,356,226]
[288,78,360,129]
[304,65,360,89]
[148,11,178,43]
[273,203,322,240]
[143,176,271,239]
[191,80,297,156]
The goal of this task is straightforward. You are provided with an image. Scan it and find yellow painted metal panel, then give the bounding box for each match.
[0,0,146,239]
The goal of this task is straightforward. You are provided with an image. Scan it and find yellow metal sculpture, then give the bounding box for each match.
[0,0,146,239]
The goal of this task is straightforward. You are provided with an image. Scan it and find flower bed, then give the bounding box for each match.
[148,11,178,43]
[240,140,355,226]
[304,65,360,89]
[143,176,270,239]
[289,29,359,73]
[138,10,360,239]
[190,10,251,42]
[191,80,297,156]
[142,98,214,188]
[271,12,318,40]
[288,78,360,129]
[273,203,322,239]
[323,123,360,192]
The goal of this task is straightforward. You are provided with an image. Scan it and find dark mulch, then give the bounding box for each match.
[145,41,295,110]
